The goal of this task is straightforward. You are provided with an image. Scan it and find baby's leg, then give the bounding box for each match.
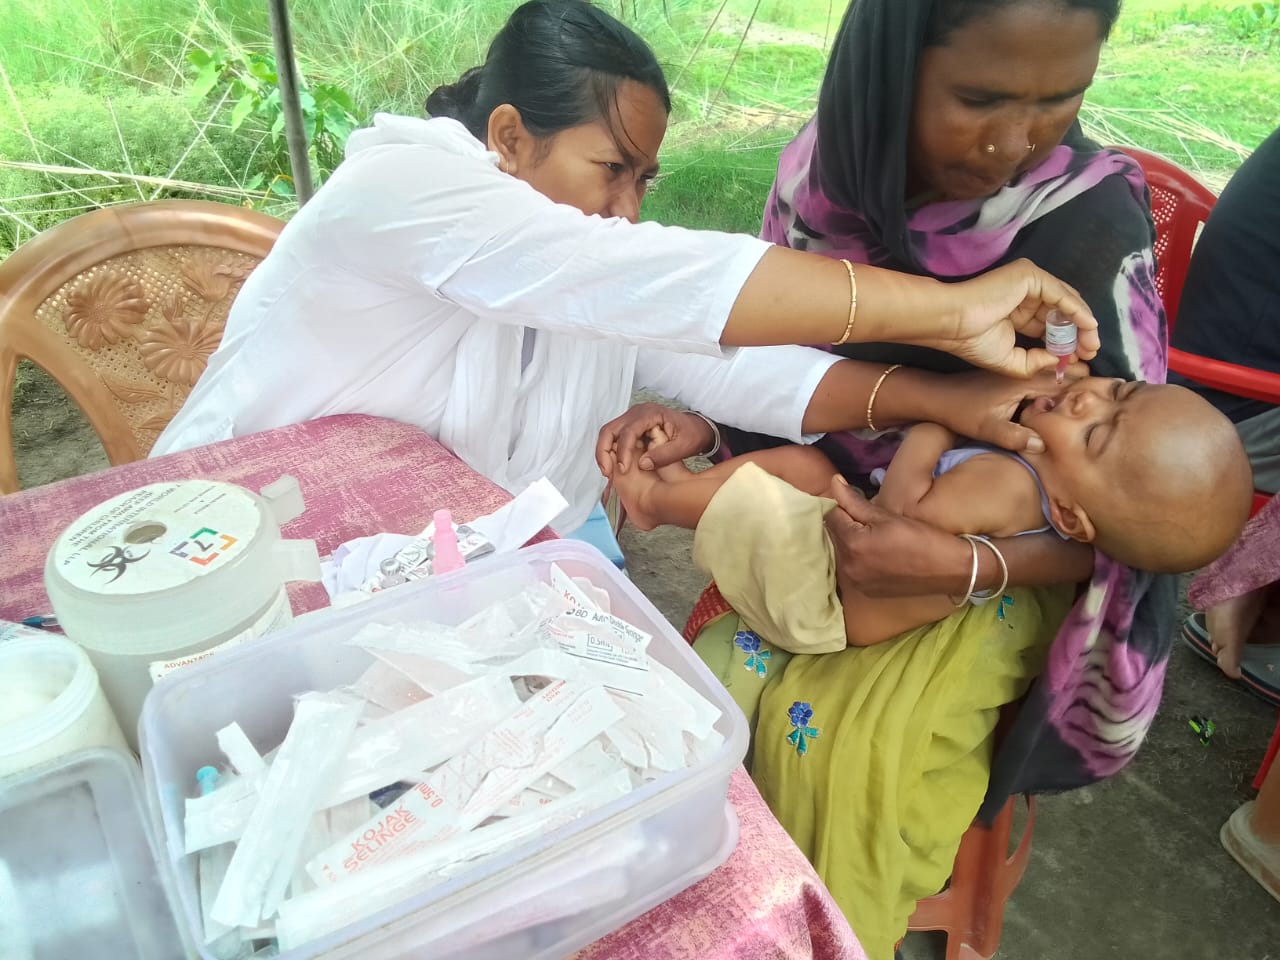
[610,442,838,531]
[840,586,959,647]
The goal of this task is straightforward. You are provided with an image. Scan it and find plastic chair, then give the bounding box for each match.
[0,200,282,493]
[1117,146,1280,516]
[906,793,1034,960]
[1117,146,1215,329]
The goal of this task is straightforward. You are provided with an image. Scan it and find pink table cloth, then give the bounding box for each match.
[0,414,863,960]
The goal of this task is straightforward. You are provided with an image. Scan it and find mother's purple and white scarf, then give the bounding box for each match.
[720,0,1172,817]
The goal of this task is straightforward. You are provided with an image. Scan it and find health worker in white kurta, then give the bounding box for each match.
[154,0,1099,532]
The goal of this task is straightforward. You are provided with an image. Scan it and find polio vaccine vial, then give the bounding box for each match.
[1044,310,1077,383]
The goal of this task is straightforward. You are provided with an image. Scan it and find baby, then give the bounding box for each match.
[607,377,1255,652]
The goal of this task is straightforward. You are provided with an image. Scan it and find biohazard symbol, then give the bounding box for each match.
[86,545,150,583]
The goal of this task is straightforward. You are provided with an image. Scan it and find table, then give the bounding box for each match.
[0,414,864,960]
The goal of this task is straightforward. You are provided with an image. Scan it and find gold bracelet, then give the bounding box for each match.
[865,363,902,432]
[832,258,858,346]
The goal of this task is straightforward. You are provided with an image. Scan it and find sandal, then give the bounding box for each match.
[1221,801,1280,904]
[1180,613,1280,708]
[1181,612,1215,665]
[1240,646,1280,708]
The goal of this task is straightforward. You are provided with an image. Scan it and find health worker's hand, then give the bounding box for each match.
[596,404,714,475]
[911,259,1101,378]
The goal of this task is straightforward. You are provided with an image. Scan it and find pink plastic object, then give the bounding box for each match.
[431,509,465,574]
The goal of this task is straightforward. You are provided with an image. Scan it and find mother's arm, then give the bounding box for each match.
[824,481,1095,599]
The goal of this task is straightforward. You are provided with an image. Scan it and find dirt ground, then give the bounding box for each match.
[9,377,1280,959]
[11,362,108,489]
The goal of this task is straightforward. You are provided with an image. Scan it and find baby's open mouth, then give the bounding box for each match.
[1012,395,1057,423]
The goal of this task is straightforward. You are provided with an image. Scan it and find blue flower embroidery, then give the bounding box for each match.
[997,594,1015,623]
[733,630,771,678]
[786,700,821,756]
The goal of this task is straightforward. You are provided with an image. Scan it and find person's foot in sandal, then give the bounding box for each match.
[1182,608,1280,707]
[1222,800,1280,904]
[1206,590,1267,678]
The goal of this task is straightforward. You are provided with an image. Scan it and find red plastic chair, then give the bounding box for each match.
[1117,146,1280,517]
[906,792,1034,960]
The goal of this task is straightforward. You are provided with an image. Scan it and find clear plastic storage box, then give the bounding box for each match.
[139,540,749,960]
[0,748,186,960]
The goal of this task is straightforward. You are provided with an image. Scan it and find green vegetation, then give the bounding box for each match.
[1,0,1278,254]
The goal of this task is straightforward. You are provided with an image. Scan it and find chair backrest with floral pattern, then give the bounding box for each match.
[0,200,283,492]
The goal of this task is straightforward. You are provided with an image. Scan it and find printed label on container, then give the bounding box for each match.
[52,482,264,595]
[148,588,292,683]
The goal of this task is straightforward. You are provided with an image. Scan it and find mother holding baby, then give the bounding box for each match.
[604,0,1174,954]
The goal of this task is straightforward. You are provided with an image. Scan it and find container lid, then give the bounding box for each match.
[0,636,99,761]
[46,481,268,598]
[0,748,186,959]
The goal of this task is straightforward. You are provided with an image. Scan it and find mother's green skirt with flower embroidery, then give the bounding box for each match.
[690,583,1072,960]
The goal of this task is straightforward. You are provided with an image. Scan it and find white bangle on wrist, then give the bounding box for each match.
[948,535,980,608]
[964,534,1010,605]
[690,412,722,459]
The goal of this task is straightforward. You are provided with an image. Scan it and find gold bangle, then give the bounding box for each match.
[832,258,858,346]
[865,363,902,432]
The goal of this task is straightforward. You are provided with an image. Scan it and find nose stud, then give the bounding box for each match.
[985,144,996,154]
[1027,143,1036,152]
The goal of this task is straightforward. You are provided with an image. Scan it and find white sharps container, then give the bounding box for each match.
[45,476,322,749]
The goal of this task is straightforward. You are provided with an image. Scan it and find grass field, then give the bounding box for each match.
[1,0,1277,250]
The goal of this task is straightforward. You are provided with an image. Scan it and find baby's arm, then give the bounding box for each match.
[908,456,1047,538]
[873,423,957,515]
[871,422,1045,538]
[610,442,838,531]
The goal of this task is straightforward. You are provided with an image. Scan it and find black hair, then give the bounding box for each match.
[923,0,1122,45]
[425,0,671,147]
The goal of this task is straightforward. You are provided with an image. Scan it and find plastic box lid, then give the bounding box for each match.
[0,748,186,960]
[139,539,749,960]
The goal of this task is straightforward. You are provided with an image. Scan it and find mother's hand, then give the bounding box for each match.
[824,478,976,598]
[913,259,1102,377]
[596,403,714,475]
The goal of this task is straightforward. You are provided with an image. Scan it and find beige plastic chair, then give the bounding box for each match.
[0,199,283,493]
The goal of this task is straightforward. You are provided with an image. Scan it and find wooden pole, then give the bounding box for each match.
[266,0,314,205]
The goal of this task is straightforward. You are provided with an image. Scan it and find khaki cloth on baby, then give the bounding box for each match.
[692,461,846,655]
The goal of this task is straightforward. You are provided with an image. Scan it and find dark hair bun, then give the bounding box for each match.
[425,66,484,121]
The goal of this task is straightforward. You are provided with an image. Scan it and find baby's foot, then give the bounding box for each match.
[607,448,665,531]
[644,426,694,482]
